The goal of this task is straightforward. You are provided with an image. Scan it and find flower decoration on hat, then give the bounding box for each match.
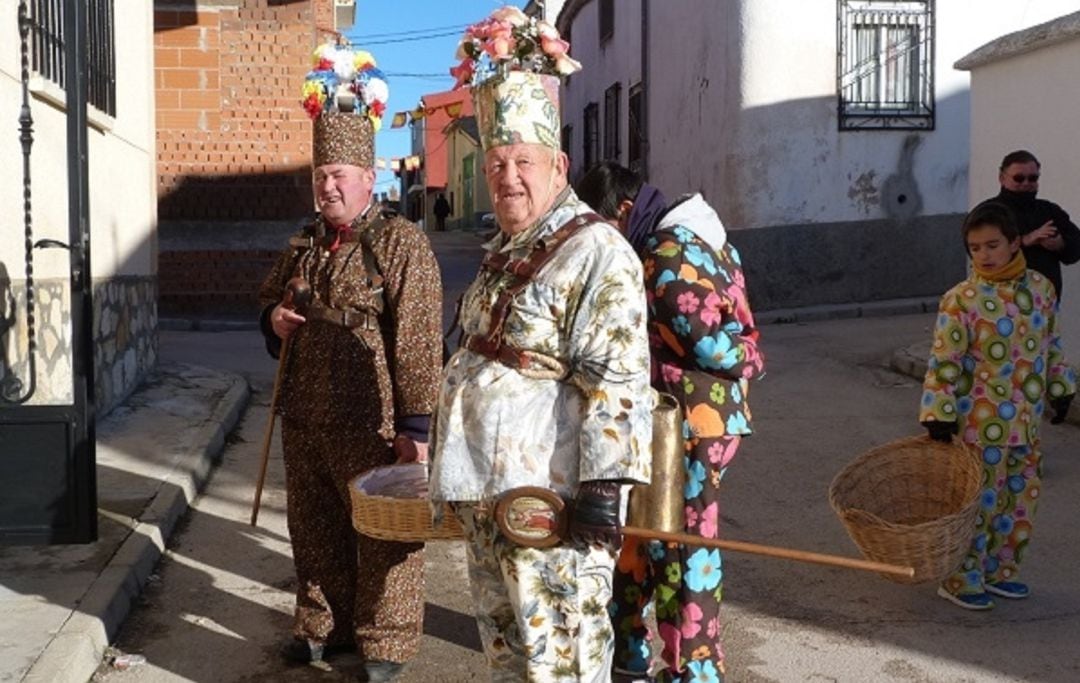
[302,41,389,130]
[451,5,581,89]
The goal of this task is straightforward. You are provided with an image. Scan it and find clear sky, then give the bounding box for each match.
[343,1,528,195]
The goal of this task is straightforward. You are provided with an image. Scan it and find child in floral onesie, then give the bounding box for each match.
[921,201,1076,610]
[578,163,765,682]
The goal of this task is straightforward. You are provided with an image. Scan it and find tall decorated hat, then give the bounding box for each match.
[451,6,581,151]
[302,41,389,168]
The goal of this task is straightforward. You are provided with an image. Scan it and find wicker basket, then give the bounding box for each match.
[349,464,464,542]
[828,435,983,584]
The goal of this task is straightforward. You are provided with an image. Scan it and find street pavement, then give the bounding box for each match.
[2,229,1078,682]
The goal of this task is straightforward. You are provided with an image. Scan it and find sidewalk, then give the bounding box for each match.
[0,362,249,683]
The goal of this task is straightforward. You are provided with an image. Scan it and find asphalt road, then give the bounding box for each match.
[94,231,1080,682]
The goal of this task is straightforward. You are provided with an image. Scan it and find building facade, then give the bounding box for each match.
[1,0,157,414]
[407,87,477,231]
[153,0,346,319]
[557,0,1079,311]
[443,116,492,231]
[957,10,1080,350]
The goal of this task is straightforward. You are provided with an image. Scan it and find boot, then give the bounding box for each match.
[357,659,405,682]
[279,637,354,663]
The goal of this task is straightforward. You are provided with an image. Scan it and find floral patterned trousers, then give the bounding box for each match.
[611,434,739,683]
[941,444,1040,597]
[452,502,618,683]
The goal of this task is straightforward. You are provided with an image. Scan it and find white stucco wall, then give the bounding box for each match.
[966,37,1080,352]
[560,0,1080,230]
[0,4,156,280]
[1,5,156,406]
[727,0,1080,229]
[560,0,643,178]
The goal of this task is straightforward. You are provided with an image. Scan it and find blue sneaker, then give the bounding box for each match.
[937,586,995,610]
[985,581,1030,599]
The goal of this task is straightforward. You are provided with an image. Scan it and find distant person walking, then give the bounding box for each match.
[979,150,1080,299]
[433,192,451,231]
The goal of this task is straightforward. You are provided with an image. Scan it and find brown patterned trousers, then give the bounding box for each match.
[281,417,425,663]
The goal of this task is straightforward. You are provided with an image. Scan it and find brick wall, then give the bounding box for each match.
[154,0,338,220]
[154,0,336,318]
[158,248,280,317]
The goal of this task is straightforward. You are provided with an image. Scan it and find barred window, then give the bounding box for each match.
[28,0,117,117]
[583,103,599,171]
[603,82,621,161]
[838,0,933,130]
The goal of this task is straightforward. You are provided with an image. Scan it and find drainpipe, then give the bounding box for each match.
[640,0,649,181]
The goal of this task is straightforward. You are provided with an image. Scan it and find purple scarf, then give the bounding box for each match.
[626,183,669,253]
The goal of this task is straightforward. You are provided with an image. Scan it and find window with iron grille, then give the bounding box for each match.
[627,82,644,173]
[837,0,933,130]
[599,0,614,44]
[28,0,117,117]
[583,102,599,171]
[603,82,621,161]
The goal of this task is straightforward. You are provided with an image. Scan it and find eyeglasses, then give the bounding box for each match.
[1011,174,1040,183]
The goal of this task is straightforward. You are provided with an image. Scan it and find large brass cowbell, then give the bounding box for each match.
[627,392,685,534]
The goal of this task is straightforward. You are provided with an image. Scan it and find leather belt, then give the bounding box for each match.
[305,304,378,330]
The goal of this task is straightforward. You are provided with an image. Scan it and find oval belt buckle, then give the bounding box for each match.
[493,486,568,548]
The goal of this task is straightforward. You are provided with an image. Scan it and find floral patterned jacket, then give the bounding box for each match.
[920,269,1076,446]
[644,194,765,439]
[429,190,654,501]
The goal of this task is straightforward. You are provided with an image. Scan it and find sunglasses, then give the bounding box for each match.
[1011,174,1040,183]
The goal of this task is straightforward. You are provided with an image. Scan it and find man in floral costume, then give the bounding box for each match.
[430,7,653,682]
[577,162,765,683]
[921,202,1075,610]
[259,43,442,682]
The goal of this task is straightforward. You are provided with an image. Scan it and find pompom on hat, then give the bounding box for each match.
[302,41,389,168]
[451,6,581,152]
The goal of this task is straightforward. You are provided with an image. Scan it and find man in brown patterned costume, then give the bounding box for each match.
[258,42,442,682]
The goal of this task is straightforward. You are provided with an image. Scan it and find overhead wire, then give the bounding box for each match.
[346,23,468,41]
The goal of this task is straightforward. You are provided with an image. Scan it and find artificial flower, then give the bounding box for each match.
[452,5,581,89]
[450,58,475,89]
[491,5,529,26]
[311,43,332,66]
[300,41,390,126]
[353,50,376,71]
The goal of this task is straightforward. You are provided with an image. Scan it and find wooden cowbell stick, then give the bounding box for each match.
[250,278,312,527]
[494,486,914,579]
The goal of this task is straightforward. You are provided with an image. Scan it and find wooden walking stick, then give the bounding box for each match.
[493,487,915,579]
[250,278,312,527]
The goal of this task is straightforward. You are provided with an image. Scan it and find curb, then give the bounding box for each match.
[757,297,939,326]
[22,374,250,683]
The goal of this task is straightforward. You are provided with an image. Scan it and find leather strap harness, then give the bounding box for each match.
[462,212,603,372]
[290,213,389,329]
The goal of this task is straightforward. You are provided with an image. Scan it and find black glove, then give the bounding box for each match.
[1050,394,1074,425]
[568,480,622,550]
[922,420,957,443]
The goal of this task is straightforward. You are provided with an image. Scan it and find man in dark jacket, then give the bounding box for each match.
[432,192,451,231]
[981,150,1080,298]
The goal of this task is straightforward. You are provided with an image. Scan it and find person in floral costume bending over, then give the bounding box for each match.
[578,162,766,683]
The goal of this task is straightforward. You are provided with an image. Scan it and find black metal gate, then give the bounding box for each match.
[0,0,96,545]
